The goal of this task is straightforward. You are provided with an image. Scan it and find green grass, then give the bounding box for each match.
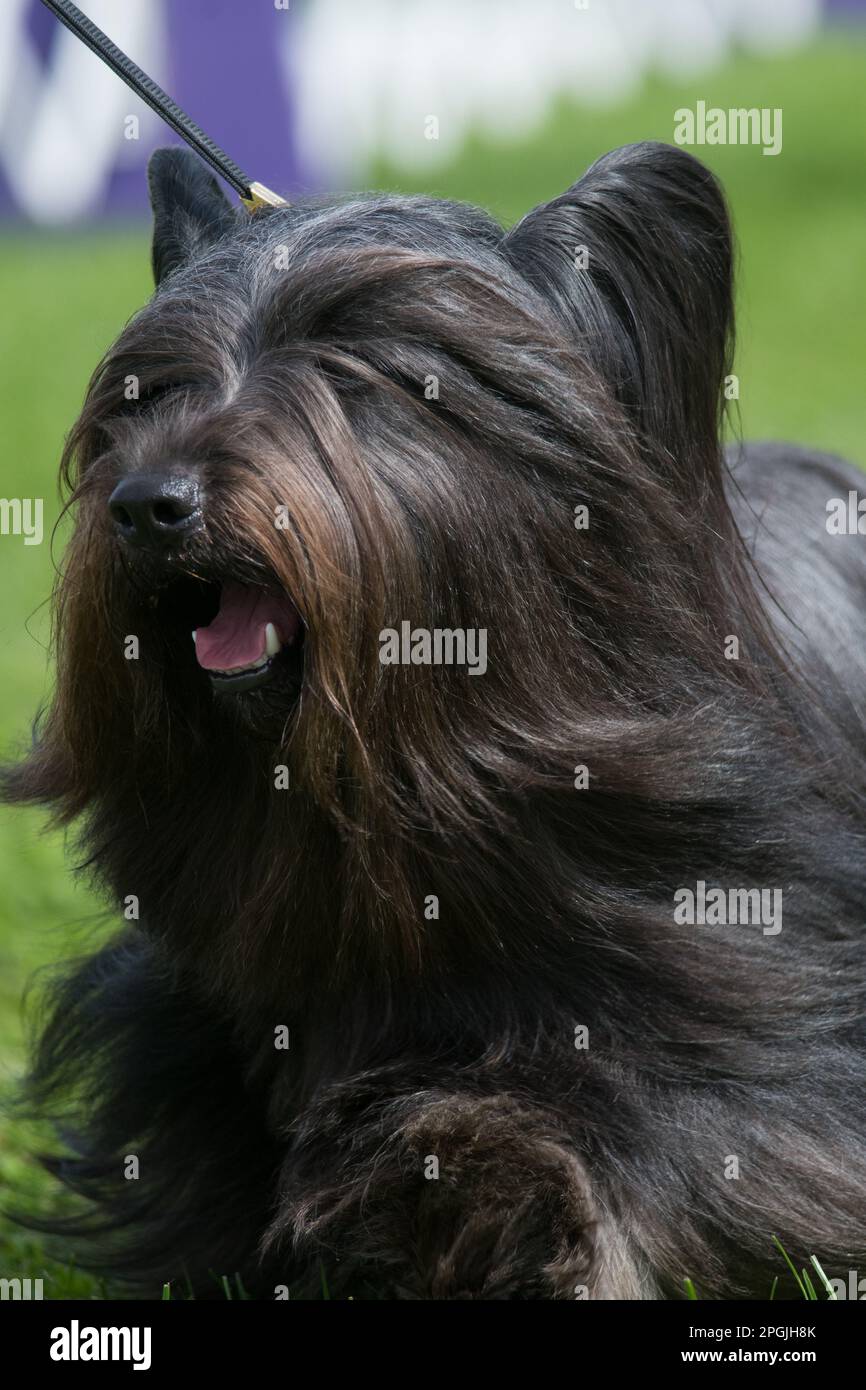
[683,1242,839,1301]
[0,233,152,1297]
[0,34,864,1297]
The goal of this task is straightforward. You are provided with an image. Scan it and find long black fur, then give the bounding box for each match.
[6,142,866,1299]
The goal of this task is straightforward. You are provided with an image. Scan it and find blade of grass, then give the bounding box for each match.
[773,1236,807,1298]
[810,1256,837,1300]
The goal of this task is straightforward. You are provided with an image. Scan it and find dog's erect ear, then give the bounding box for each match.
[504,142,734,471]
[147,146,237,286]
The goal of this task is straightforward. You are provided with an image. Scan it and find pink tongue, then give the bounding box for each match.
[194,582,301,672]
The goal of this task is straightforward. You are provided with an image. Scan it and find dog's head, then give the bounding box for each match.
[10,142,746,873]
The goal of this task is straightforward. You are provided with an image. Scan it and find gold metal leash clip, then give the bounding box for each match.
[241,182,289,212]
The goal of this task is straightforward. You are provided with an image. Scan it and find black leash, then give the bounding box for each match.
[39,0,286,210]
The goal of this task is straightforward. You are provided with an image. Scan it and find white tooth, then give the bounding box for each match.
[191,631,197,644]
[265,622,281,657]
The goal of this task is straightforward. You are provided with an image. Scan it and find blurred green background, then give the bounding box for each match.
[1,35,864,1295]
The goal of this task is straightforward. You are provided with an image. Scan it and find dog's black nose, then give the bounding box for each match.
[108,473,201,551]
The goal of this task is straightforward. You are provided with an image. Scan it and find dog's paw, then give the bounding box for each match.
[268,1088,650,1299]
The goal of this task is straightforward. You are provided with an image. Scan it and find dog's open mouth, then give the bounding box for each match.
[159,578,305,695]
[192,581,302,693]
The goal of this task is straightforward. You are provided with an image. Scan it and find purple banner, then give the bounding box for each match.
[0,0,311,223]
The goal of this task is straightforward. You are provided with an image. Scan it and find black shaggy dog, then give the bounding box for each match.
[7,140,866,1299]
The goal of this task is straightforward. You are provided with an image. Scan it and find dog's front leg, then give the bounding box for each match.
[267,1087,652,1300]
